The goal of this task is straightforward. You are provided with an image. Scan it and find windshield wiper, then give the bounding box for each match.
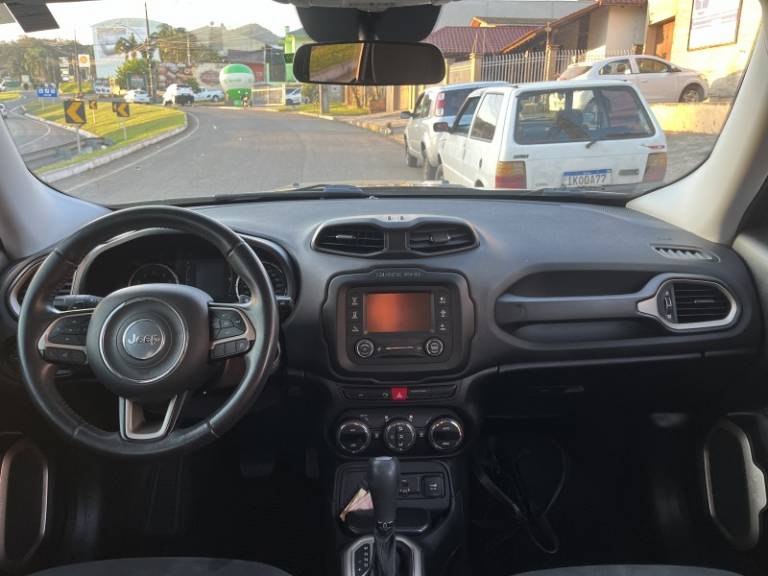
[274,183,367,194]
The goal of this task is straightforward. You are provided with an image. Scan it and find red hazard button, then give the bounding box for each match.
[391,387,408,401]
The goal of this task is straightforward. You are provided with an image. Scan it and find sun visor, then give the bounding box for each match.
[3,2,59,32]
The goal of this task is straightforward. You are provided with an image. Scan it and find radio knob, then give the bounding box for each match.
[428,417,464,452]
[384,419,417,453]
[336,420,371,454]
[425,337,444,357]
[355,338,375,359]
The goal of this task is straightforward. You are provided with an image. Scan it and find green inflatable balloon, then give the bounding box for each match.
[219,64,255,106]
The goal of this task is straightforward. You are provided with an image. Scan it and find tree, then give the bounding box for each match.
[115,34,141,61]
[115,57,149,89]
[150,24,220,64]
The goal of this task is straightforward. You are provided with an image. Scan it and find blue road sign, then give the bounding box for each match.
[36,86,58,98]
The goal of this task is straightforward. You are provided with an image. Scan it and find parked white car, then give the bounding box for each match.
[435,80,667,191]
[0,103,7,119]
[403,81,508,179]
[124,89,151,103]
[285,88,308,105]
[163,84,195,106]
[195,89,225,102]
[558,55,709,103]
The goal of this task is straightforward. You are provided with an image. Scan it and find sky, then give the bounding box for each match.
[0,0,303,43]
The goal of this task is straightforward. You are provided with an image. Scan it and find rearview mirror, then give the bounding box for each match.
[432,122,451,133]
[400,111,413,119]
[293,41,445,86]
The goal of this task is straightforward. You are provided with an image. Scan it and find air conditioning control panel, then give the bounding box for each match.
[334,409,465,457]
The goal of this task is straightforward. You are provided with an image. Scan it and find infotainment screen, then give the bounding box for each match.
[365,292,432,333]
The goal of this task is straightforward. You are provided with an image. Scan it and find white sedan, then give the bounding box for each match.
[558,55,708,103]
[124,89,151,104]
[195,89,225,102]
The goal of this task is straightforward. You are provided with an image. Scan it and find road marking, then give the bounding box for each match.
[8,99,56,150]
[65,111,201,192]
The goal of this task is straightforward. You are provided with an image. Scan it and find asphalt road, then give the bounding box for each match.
[52,106,416,205]
[3,93,76,153]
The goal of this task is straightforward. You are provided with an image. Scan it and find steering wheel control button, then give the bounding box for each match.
[355,339,375,359]
[44,348,86,365]
[428,418,464,452]
[210,338,250,360]
[337,420,371,454]
[122,319,167,360]
[384,419,417,453]
[210,309,247,340]
[425,337,444,357]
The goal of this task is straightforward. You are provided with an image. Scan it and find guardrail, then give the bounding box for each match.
[21,137,111,169]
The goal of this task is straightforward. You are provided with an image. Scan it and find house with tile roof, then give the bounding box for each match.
[500,0,647,57]
[425,25,541,59]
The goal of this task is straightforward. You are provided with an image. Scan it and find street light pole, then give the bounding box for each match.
[73,29,82,95]
[144,2,155,100]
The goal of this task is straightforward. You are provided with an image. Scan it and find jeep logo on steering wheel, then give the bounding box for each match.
[122,319,167,360]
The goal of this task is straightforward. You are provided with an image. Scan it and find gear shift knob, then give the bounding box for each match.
[368,456,399,528]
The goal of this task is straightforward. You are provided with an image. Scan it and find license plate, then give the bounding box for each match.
[562,169,612,187]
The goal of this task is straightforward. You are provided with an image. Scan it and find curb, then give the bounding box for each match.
[295,110,404,143]
[25,112,100,138]
[40,114,189,183]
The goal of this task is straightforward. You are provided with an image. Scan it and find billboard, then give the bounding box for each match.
[92,19,162,79]
[688,0,743,50]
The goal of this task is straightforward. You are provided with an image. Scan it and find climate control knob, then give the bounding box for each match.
[428,417,464,451]
[384,419,417,453]
[336,420,371,454]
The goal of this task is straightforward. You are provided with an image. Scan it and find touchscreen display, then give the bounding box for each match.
[365,292,432,333]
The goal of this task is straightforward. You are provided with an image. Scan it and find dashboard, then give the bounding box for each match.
[1,196,762,388]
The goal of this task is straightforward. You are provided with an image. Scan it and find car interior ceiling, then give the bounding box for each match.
[1,0,768,576]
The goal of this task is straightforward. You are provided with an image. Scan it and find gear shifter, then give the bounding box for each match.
[368,456,399,576]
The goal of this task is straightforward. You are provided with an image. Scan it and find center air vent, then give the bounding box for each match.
[8,260,74,318]
[313,224,385,255]
[408,223,477,255]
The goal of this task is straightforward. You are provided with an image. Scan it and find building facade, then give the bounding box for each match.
[645,0,762,97]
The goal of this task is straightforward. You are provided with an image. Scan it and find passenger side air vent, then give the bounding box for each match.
[314,224,386,255]
[671,281,732,324]
[653,245,716,262]
[408,223,477,255]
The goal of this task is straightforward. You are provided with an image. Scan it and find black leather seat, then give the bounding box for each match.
[30,557,291,576]
[515,566,741,576]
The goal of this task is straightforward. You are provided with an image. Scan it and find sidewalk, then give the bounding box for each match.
[291,109,407,144]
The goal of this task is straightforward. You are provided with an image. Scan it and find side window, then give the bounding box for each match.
[416,94,432,118]
[452,96,480,136]
[413,94,424,116]
[637,58,671,74]
[599,59,631,75]
[470,93,504,141]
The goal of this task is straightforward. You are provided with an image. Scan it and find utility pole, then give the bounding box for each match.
[144,2,155,100]
[186,32,191,66]
[73,29,82,95]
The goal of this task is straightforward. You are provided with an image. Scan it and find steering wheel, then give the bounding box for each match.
[17,206,279,457]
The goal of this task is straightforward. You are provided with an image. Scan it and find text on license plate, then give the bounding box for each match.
[562,169,612,187]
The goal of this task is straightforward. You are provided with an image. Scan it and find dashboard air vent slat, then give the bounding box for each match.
[672,282,732,324]
[314,225,385,255]
[653,246,716,262]
[408,223,477,255]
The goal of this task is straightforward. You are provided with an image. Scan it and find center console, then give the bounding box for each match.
[323,268,475,377]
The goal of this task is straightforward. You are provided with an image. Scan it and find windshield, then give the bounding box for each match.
[0,0,762,205]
